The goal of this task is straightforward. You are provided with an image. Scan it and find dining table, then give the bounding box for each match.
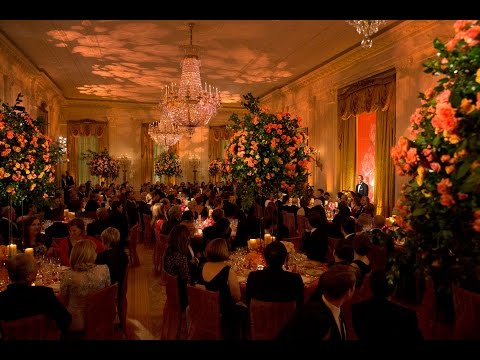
[228,248,328,303]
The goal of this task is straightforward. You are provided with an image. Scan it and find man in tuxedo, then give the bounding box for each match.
[302,208,329,262]
[0,253,72,332]
[246,241,304,307]
[352,270,423,340]
[277,264,356,343]
[355,175,369,197]
[65,171,75,187]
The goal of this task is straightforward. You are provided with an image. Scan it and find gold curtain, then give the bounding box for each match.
[337,71,396,216]
[337,117,356,192]
[67,120,108,182]
[209,126,232,161]
[141,123,154,184]
[374,84,396,217]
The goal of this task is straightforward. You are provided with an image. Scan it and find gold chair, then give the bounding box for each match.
[186,284,222,340]
[249,299,296,340]
[0,314,61,340]
[161,272,184,340]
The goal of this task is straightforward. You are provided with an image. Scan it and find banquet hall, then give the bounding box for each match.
[0,20,479,341]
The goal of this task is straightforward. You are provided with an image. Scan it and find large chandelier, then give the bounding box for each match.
[347,20,386,49]
[147,113,183,148]
[159,23,221,137]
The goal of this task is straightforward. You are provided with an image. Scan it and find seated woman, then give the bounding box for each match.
[351,233,372,288]
[19,215,51,256]
[164,224,199,311]
[49,218,105,267]
[96,227,129,303]
[59,239,111,332]
[198,238,248,340]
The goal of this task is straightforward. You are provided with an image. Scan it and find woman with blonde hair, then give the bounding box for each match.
[60,239,110,332]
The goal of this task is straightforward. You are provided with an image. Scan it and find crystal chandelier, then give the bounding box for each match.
[147,113,183,148]
[346,20,386,49]
[159,23,221,137]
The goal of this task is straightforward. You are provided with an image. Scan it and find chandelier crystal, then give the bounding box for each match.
[147,114,183,148]
[159,23,221,137]
[347,20,386,49]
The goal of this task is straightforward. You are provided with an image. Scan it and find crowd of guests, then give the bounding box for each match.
[0,172,424,341]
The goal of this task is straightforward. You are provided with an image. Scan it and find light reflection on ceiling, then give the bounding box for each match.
[0,20,399,105]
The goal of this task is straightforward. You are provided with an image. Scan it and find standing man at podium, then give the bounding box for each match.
[355,175,369,197]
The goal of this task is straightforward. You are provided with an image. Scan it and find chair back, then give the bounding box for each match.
[367,244,387,272]
[453,284,480,339]
[154,229,169,274]
[119,267,129,333]
[0,314,61,340]
[84,283,118,340]
[284,212,296,237]
[142,214,152,244]
[351,272,372,303]
[327,237,339,263]
[249,299,296,340]
[186,284,222,340]
[296,215,307,238]
[161,272,184,340]
[128,224,140,267]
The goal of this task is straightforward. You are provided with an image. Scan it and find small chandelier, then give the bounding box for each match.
[347,20,386,49]
[148,114,183,148]
[159,23,221,137]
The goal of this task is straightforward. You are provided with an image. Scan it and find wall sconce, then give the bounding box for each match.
[313,149,323,171]
[119,154,130,182]
[189,154,200,183]
[57,136,69,162]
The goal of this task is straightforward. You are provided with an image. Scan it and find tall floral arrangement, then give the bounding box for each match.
[391,20,480,287]
[0,95,63,206]
[154,151,182,178]
[81,149,120,179]
[225,93,314,210]
[208,159,222,177]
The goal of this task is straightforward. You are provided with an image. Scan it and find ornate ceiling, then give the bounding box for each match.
[0,20,403,106]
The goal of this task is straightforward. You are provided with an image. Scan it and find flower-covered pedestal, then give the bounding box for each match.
[0,95,63,207]
[81,150,120,184]
[154,151,182,185]
[391,20,480,294]
[225,93,314,210]
[208,159,222,184]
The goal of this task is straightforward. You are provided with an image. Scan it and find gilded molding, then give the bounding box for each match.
[262,20,454,104]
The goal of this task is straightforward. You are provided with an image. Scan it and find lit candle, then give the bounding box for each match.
[271,236,276,242]
[24,248,34,257]
[248,238,257,250]
[264,234,272,246]
[7,244,17,256]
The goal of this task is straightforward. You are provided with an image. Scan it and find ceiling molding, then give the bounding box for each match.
[261,20,453,104]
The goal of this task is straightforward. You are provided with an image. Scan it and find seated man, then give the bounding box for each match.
[277,264,356,343]
[246,241,304,308]
[352,270,423,340]
[0,253,72,332]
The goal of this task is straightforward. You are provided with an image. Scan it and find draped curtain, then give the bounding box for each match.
[141,123,154,184]
[209,126,232,161]
[67,120,108,186]
[337,70,396,217]
[142,124,181,184]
